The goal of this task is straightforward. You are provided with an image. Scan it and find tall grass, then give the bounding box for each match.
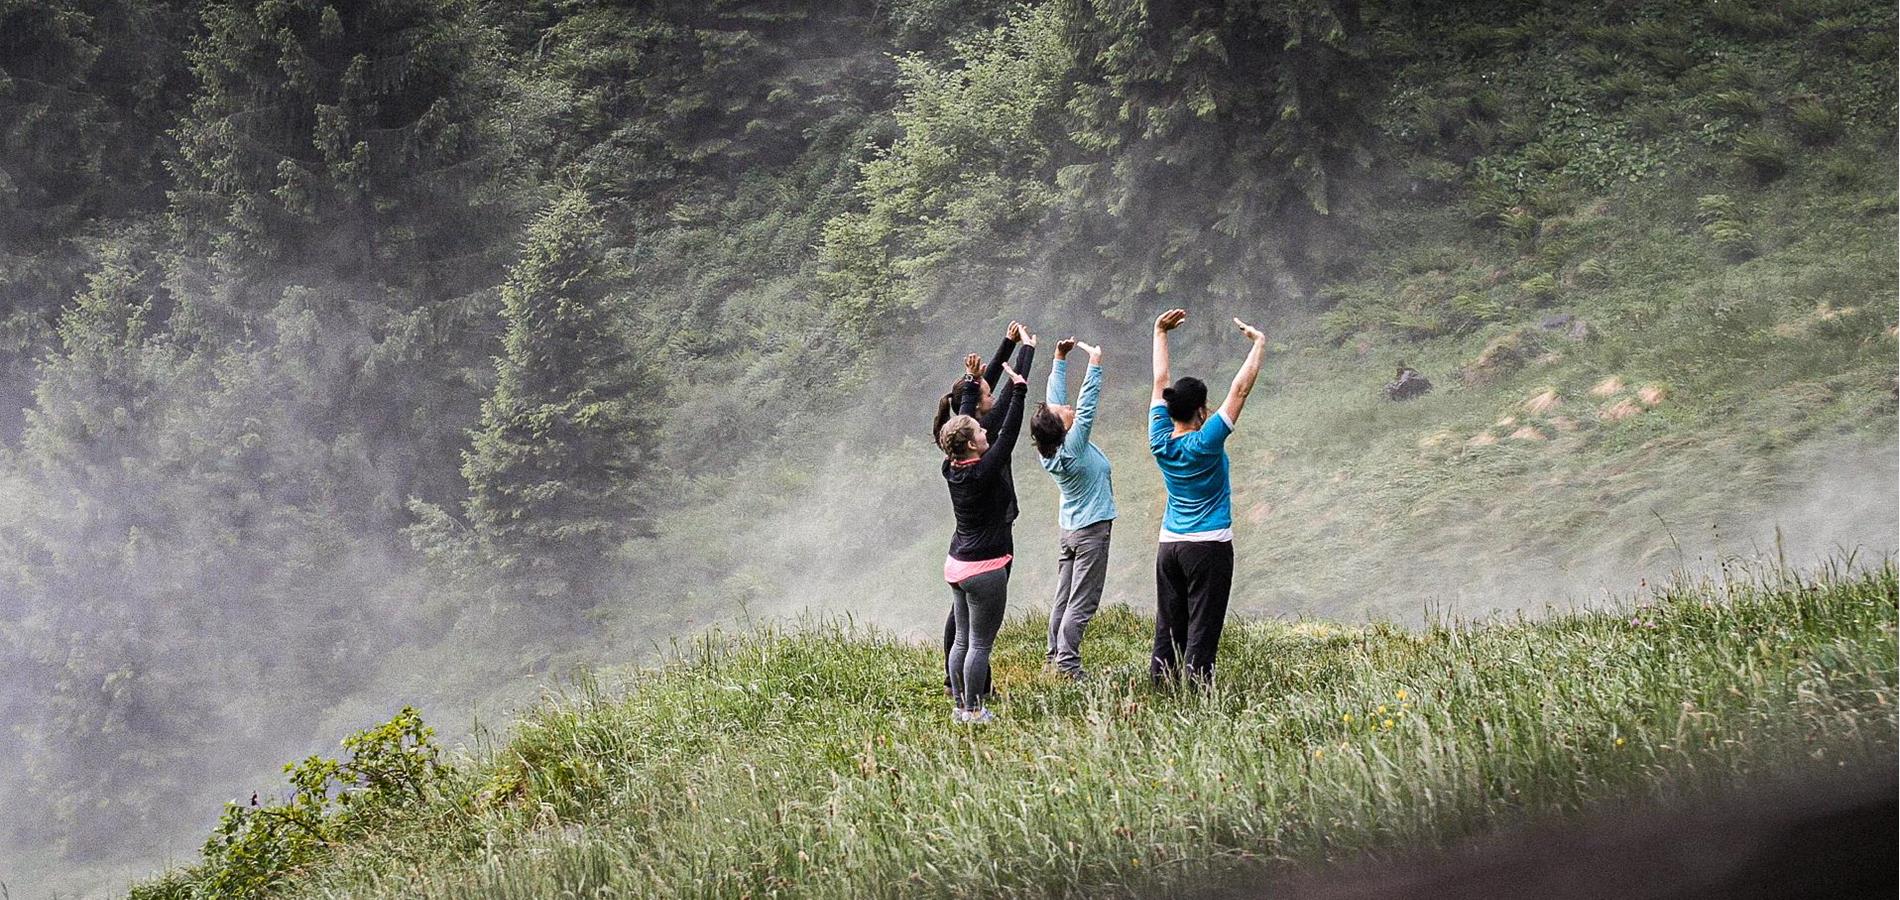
[136,561,1897,898]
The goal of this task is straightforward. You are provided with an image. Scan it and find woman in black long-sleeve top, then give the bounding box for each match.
[938,331,1036,724]
[934,323,1028,687]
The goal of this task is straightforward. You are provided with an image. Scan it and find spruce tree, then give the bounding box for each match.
[462,190,653,600]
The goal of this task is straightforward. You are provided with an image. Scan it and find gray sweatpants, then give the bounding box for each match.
[1046,519,1112,675]
[948,565,1010,710]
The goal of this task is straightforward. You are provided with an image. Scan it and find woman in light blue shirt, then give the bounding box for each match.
[1029,338,1115,679]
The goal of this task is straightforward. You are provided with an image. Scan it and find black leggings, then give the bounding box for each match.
[1152,540,1234,683]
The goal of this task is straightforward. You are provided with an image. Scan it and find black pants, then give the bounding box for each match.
[1152,540,1234,683]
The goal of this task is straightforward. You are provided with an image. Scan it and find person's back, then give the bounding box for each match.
[1033,342,1116,679]
[1150,406,1232,541]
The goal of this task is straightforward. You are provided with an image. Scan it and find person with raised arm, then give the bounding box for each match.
[938,329,1037,724]
[932,322,1029,695]
[1029,337,1116,680]
[1147,309,1267,685]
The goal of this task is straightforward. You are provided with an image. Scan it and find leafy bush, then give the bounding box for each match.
[129,708,447,900]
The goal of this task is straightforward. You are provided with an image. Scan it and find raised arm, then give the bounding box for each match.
[1151,308,1186,402]
[1046,338,1076,406]
[1066,341,1103,453]
[984,333,1038,434]
[976,351,1034,476]
[982,321,1023,389]
[1218,318,1268,425]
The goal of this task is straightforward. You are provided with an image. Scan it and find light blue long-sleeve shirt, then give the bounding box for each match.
[1040,357,1117,530]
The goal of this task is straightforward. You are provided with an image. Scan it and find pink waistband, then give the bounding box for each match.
[944,554,1011,584]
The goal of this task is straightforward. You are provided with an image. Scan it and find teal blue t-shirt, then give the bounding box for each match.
[1148,403,1233,535]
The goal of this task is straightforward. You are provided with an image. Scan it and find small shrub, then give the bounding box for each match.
[1601,71,1648,105]
[1707,1,1791,37]
[1709,89,1767,121]
[1464,181,1518,228]
[1628,104,1676,139]
[1451,291,1507,328]
[1692,61,1761,93]
[1644,44,1698,75]
[1501,206,1540,249]
[1575,45,1619,76]
[1525,143,1570,172]
[1696,194,1757,260]
[1518,273,1559,305]
[1387,309,1449,339]
[1788,99,1844,146]
[1574,257,1612,288]
[130,708,448,900]
[1730,130,1793,182]
[1849,29,1898,63]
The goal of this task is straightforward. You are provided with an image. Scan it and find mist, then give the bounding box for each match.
[2,0,1895,897]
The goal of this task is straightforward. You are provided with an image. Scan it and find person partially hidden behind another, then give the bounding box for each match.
[1147,308,1267,686]
[939,330,1037,723]
[1030,337,1115,681]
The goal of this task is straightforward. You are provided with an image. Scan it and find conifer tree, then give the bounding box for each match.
[462,190,653,600]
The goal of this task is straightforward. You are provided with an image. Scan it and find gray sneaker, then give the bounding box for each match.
[963,707,996,725]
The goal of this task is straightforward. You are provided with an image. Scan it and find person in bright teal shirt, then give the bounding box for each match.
[1148,308,1267,684]
[1030,337,1116,679]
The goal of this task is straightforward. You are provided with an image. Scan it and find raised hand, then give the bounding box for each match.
[964,353,983,378]
[1233,317,1265,344]
[1055,337,1077,357]
[1000,362,1026,385]
[1020,330,1038,349]
[1006,321,1024,342]
[1155,308,1187,333]
[1074,340,1102,363]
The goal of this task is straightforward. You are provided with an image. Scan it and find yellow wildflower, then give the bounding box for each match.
[1377,705,1388,714]
[1396,689,1408,701]
[1342,713,1352,724]
[1615,737,1626,747]
[1313,748,1324,759]
[1382,718,1394,729]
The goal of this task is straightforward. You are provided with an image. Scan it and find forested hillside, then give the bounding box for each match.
[0,0,1893,895]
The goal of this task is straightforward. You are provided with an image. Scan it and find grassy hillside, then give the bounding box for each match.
[132,562,1896,898]
[589,0,1898,645]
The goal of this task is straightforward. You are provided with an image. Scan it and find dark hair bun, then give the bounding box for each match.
[1161,387,1176,400]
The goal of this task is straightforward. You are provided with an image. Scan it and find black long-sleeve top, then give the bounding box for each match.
[944,343,1034,562]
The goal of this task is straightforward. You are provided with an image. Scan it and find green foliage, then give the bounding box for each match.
[1517,272,1558,305]
[1729,129,1794,182]
[1787,97,1844,145]
[1573,256,1611,288]
[824,0,1380,324]
[1708,89,1768,120]
[171,0,513,276]
[130,708,445,900]
[461,190,654,599]
[1696,193,1756,260]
